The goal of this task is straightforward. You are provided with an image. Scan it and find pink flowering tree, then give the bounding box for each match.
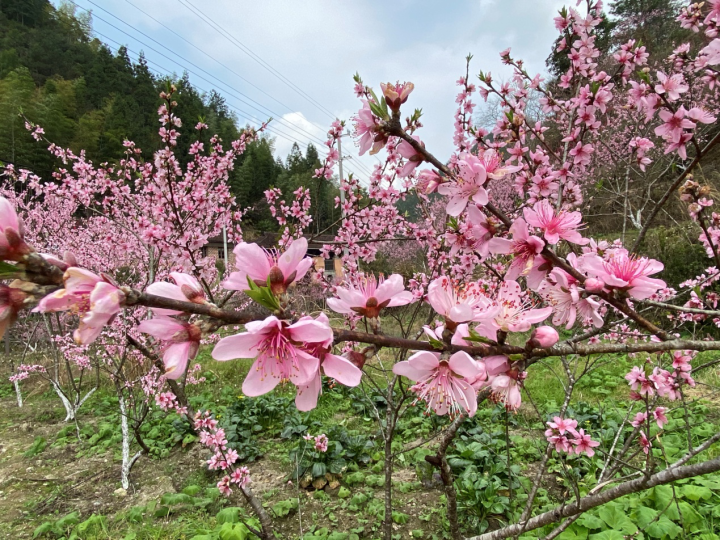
[5,2,720,540]
[1,85,260,490]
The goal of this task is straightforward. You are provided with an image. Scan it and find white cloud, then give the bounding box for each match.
[272,111,327,159]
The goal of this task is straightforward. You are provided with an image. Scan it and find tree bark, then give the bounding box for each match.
[467,456,720,540]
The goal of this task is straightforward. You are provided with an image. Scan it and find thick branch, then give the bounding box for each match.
[466,456,720,540]
[123,290,259,324]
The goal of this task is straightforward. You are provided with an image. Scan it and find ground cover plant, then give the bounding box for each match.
[3,1,720,539]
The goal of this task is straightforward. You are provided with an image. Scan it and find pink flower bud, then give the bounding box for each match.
[530,326,559,348]
[584,278,605,293]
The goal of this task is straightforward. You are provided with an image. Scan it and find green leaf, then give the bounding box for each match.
[312,462,327,478]
[0,260,19,278]
[219,522,249,540]
[632,505,658,529]
[646,516,682,539]
[244,276,280,311]
[392,511,409,524]
[465,328,495,344]
[677,501,702,524]
[154,506,171,518]
[636,70,651,84]
[76,514,106,534]
[589,531,625,540]
[216,507,241,524]
[161,492,194,506]
[182,485,202,496]
[598,504,637,535]
[558,527,588,540]
[344,472,365,486]
[204,487,221,501]
[32,522,55,539]
[55,511,81,530]
[380,96,389,118]
[338,487,351,499]
[578,514,604,530]
[647,485,675,514]
[589,532,625,540]
[272,499,299,517]
[681,484,712,501]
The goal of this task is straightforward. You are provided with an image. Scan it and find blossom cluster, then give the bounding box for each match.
[303,433,329,453]
[194,411,251,496]
[625,351,696,401]
[544,417,600,457]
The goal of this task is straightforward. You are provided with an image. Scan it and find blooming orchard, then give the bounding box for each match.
[4,1,720,540]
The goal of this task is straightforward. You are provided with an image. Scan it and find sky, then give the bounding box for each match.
[54,0,568,183]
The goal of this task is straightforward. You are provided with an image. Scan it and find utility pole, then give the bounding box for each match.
[337,134,346,211]
[222,224,229,272]
[337,133,349,258]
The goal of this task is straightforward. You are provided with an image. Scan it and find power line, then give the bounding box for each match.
[128,0,376,181]
[123,0,341,140]
[70,0,372,182]
[70,0,330,149]
[95,32,325,157]
[97,34,372,183]
[172,0,376,179]
[177,0,336,120]
[84,0,376,179]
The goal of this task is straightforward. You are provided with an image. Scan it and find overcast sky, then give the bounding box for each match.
[55,0,568,183]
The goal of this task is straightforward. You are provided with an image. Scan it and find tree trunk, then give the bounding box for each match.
[119,394,142,490]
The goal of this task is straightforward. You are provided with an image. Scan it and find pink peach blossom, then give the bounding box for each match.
[223,239,313,295]
[381,81,414,110]
[293,314,363,411]
[475,280,552,342]
[0,196,28,261]
[35,268,124,344]
[438,152,489,216]
[354,100,386,156]
[393,350,482,416]
[523,199,588,245]
[578,249,666,300]
[212,315,332,398]
[654,107,695,142]
[654,71,688,101]
[530,326,559,348]
[327,273,414,318]
[571,429,600,457]
[538,268,604,329]
[138,316,201,380]
[74,282,124,344]
[397,136,424,177]
[653,406,668,428]
[0,284,26,341]
[490,372,523,410]
[488,218,546,282]
[426,276,497,325]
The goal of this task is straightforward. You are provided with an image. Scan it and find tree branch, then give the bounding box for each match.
[466,456,720,540]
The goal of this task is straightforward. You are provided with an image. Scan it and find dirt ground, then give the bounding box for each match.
[0,394,445,539]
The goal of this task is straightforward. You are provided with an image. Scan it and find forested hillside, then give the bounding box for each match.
[0,0,340,232]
